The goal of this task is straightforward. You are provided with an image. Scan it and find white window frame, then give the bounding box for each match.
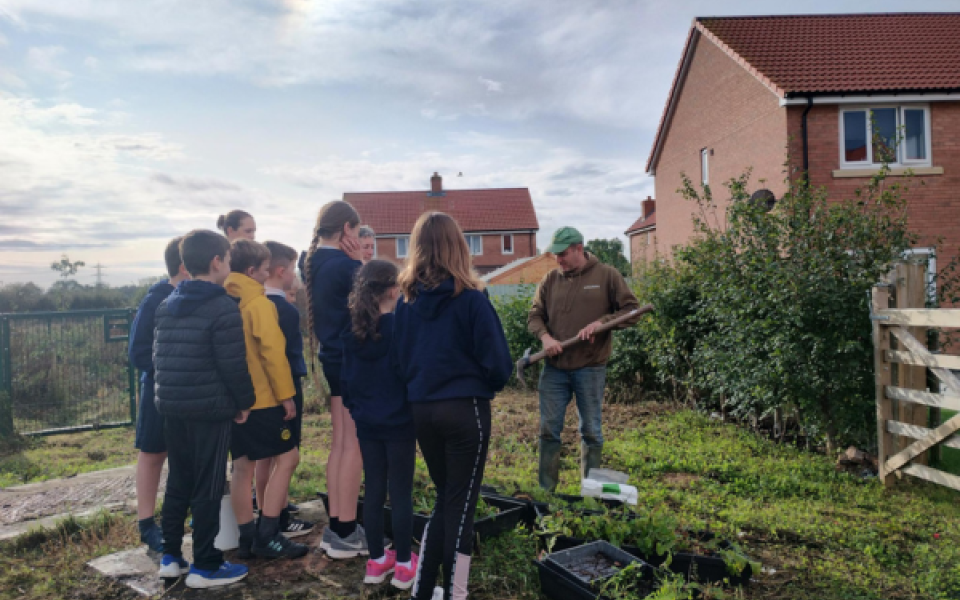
[466,234,483,256]
[700,148,709,185]
[838,104,932,169]
[396,236,409,258]
[501,234,514,255]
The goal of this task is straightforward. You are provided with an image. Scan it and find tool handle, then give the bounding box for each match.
[527,304,654,365]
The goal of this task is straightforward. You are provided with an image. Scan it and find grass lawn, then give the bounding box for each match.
[2,390,959,599]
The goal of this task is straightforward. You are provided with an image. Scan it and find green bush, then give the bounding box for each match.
[492,293,541,388]
[636,167,916,451]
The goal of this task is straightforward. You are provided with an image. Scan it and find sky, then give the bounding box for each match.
[0,0,955,287]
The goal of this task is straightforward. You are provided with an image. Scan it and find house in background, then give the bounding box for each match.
[481,253,557,285]
[646,13,960,274]
[344,173,539,274]
[625,196,656,268]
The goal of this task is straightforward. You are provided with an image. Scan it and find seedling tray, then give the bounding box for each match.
[532,493,624,519]
[538,540,653,600]
[319,491,525,544]
[541,532,753,586]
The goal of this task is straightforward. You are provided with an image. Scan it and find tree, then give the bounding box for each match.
[50,255,85,309]
[586,238,631,277]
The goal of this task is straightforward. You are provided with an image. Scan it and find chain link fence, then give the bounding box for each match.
[0,309,136,436]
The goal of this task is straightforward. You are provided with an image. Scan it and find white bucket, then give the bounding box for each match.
[213,494,240,551]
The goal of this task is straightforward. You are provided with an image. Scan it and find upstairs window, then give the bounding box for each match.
[840,106,931,168]
[396,236,409,258]
[700,148,710,185]
[466,235,483,256]
[502,234,514,255]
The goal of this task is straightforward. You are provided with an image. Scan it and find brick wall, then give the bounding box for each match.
[653,34,789,254]
[375,232,537,273]
[628,231,656,268]
[787,102,960,289]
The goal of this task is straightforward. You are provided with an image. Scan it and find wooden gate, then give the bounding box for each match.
[872,262,960,490]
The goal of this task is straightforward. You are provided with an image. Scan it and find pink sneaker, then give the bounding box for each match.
[363,550,396,584]
[391,552,419,590]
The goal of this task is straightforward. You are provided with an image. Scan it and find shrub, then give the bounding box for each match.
[637,167,916,451]
[492,293,540,388]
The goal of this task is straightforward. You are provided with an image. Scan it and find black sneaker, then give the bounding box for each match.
[286,502,300,514]
[282,518,315,539]
[252,533,309,559]
[235,532,255,560]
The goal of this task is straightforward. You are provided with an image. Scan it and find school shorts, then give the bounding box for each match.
[230,405,298,461]
[134,376,166,454]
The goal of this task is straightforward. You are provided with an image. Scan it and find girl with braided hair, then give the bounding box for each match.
[302,201,368,557]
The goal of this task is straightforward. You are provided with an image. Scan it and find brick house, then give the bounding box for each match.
[625,196,657,268]
[343,173,539,274]
[644,13,960,276]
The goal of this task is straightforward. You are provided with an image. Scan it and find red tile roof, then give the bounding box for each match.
[698,13,960,96]
[625,211,656,235]
[647,13,960,174]
[343,188,539,235]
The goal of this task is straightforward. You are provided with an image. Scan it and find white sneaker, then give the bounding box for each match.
[157,554,189,578]
[432,586,445,600]
[326,524,370,559]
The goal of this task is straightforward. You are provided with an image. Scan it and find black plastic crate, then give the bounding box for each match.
[538,540,653,600]
[319,491,525,544]
[538,532,753,586]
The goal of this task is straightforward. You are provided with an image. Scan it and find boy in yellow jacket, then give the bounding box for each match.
[225,239,311,559]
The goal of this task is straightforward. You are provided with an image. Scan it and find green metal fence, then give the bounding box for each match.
[0,309,136,436]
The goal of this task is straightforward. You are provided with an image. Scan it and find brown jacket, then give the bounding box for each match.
[527,253,640,370]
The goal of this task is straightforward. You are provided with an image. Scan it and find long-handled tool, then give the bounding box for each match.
[515,304,654,389]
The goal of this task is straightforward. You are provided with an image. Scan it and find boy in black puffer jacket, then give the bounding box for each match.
[153,229,256,590]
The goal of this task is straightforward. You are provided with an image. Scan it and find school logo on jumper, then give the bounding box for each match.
[584,285,601,289]
[281,428,292,441]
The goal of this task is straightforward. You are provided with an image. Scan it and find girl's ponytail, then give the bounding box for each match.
[348,260,399,342]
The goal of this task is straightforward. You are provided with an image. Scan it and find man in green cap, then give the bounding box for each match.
[527,226,640,491]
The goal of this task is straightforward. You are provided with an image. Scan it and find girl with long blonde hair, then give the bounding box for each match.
[391,212,512,600]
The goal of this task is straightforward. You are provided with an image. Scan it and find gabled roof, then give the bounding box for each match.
[343,188,539,235]
[480,256,536,282]
[625,211,656,235]
[647,13,960,174]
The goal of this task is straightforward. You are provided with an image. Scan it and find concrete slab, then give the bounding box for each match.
[88,536,193,597]
[86,499,331,597]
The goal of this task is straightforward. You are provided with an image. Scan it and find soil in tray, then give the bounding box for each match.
[566,552,625,583]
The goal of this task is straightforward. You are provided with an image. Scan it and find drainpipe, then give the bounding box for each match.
[801,95,814,184]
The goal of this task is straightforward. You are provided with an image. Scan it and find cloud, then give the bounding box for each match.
[26,46,72,80]
[477,76,502,93]
[0,0,682,129]
[83,56,100,70]
[549,162,609,180]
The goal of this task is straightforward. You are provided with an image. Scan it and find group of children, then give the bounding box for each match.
[130,202,513,599]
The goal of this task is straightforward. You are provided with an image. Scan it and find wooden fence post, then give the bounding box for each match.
[873,284,895,486]
[894,262,930,465]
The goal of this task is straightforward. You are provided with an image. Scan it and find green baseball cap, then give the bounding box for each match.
[545,226,584,254]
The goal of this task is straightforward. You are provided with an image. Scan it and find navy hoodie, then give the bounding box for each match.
[340,313,413,440]
[129,280,175,387]
[153,280,256,420]
[392,278,512,403]
[304,247,362,365]
[267,292,309,379]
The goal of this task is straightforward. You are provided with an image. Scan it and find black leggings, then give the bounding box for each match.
[411,398,491,600]
[358,437,416,562]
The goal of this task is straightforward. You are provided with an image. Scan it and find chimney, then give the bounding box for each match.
[430,172,442,195]
[641,196,656,219]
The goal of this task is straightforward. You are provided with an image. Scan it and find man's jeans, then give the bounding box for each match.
[538,362,607,491]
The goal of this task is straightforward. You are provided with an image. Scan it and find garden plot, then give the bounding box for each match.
[2,391,960,599]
